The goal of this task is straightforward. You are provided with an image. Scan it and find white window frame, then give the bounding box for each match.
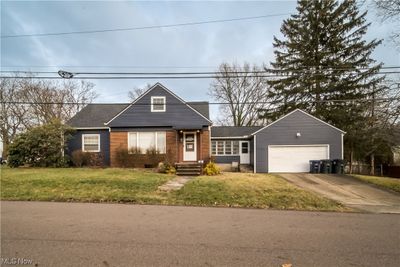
[151,96,166,112]
[82,134,100,153]
[211,140,240,156]
[127,131,166,154]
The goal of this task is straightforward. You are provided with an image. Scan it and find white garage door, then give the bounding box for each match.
[268,145,329,173]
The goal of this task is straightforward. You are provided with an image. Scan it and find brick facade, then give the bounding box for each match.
[200,129,210,162]
[109,129,210,167]
[110,131,128,167]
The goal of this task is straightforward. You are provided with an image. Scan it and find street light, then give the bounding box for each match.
[58,70,74,79]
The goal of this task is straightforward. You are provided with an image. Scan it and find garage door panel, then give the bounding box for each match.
[268,145,329,173]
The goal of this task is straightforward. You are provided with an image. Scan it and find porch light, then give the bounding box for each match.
[296,132,301,137]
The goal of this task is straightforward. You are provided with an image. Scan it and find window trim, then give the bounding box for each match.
[82,134,100,153]
[211,140,240,156]
[127,131,166,154]
[151,96,166,112]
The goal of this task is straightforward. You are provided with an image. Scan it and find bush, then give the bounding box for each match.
[203,161,220,176]
[8,121,74,168]
[71,150,104,167]
[157,162,176,175]
[71,150,89,167]
[115,147,145,168]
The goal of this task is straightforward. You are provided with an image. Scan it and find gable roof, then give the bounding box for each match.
[187,101,210,119]
[252,109,346,135]
[211,126,262,138]
[67,104,128,128]
[105,82,212,127]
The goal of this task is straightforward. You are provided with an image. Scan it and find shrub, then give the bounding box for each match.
[157,161,176,174]
[71,150,89,167]
[8,121,74,168]
[88,152,104,167]
[71,150,104,167]
[115,148,133,168]
[203,161,220,176]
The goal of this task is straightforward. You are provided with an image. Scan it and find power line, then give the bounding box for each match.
[1,65,218,69]
[1,66,399,75]
[1,13,290,39]
[1,72,399,80]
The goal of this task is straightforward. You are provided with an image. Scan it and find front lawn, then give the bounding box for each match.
[1,168,346,211]
[0,167,172,203]
[351,174,400,194]
[170,172,345,211]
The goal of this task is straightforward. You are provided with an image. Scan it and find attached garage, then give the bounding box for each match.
[268,145,329,173]
[253,109,345,173]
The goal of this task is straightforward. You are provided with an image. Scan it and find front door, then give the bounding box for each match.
[183,132,197,161]
[240,141,250,164]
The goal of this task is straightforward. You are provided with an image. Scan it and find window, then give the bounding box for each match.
[128,132,166,153]
[151,96,166,112]
[233,141,239,154]
[217,141,224,155]
[225,141,232,155]
[241,142,249,153]
[157,132,166,153]
[211,141,216,155]
[82,134,100,152]
[211,140,240,156]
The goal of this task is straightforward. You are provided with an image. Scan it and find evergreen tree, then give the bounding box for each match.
[263,0,383,162]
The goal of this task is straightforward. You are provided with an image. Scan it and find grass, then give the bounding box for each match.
[170,172,345,211]
[0,167,173,204]
[1,167,346,211]
[351,174,400,194]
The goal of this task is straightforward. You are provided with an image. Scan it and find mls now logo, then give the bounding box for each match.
[0,257,33,265]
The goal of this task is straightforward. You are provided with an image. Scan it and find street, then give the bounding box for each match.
[1,201,399,266]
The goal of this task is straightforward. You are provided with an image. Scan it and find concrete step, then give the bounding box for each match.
[176,163,203,176]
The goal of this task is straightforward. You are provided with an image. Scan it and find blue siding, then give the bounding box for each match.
[67,129,110,166]
[254,110,343,173]
[211,138,254,165]
[108,84,211,127]
[214,155,241,164]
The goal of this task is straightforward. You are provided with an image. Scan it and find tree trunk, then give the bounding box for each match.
[1,131,9,159]
[370,154,375,176]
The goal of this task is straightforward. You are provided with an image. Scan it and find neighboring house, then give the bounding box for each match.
[67,83,345,173]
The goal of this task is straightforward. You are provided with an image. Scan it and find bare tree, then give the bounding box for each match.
[372,0,400,47]
[0,75,97,157]
[209,62,271,126]
[0,77,31,157]
[127,83,152,101]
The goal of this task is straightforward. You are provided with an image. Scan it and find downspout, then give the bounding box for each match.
[341,133,344,160]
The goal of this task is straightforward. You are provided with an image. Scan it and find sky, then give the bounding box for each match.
[1,0,399,123]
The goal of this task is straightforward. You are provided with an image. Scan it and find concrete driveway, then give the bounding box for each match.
[279,173,400,213]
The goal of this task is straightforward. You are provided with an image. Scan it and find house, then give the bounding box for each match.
[67,83,212,167]
[67,83,345,173]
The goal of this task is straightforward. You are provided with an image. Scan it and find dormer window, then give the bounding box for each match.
[151,96,166,112]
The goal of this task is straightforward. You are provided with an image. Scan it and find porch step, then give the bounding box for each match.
[176,163,203,176]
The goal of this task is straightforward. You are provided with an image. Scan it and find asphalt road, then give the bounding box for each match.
[1,201,399,267]
[279,173,400,213]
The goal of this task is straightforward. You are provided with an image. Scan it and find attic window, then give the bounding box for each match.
[151,96,166,112]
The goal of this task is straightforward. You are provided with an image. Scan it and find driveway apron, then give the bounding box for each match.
[279,173,400,213]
